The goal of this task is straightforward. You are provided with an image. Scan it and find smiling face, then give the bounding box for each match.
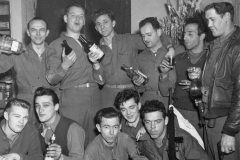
[205,8,228,38]
[64,6,85,34]
[143,111,168,140]
[95,14,116,38]
[4,106,29,134]
[27,19,49,45]
[119,98,141,125]
[35,95,59,125]
[96,117,121,147]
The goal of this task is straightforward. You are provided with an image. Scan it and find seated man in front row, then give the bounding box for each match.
[34,87,85,160]
[138,100,211,160]
[0,99,43,160]
[84,107,148,160]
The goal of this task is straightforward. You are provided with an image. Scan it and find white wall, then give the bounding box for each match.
[131,0,236,34]
[9,0,36,44]
[131,0,177,34]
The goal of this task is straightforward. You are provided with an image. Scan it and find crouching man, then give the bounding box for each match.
[0,99,43,160]
[138,100,211,160]
[34,87,85,160]
[84,107,148,160]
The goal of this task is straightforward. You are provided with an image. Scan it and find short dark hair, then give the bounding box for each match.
[139,17,161,30]
[114,89,140,110]
[5,98,31,113]
[65,2,86,15]
[185,17,207,37]
[34,87,59,105]
[140,100,166,119]
[28,17,48,30]
[95,107,121,125]
[204,2,234,21]
[92,8,115,23]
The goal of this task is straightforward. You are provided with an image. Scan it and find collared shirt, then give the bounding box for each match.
[136,45,175,94]
[47,32,97,89]
[40,114,85,160]
[0,43,57,94]
[93,32,172,85]
[203,28,236,87]
[84,132,148,160]
[121,118,143,141]
[0,120,43,160]
[138,127,211,160]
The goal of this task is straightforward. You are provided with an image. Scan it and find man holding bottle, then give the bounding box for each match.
[0,17,59,124]
[46,3,103,146]
[91,9,175,109]
[34,87,85,160]
[189,2,240,160]
[134,17,175,107]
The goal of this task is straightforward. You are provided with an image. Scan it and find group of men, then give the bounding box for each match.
[0,1,239,160]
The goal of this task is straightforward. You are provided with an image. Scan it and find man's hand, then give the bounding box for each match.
[46,143,62,160]
[133,75,144,86]
[61,48,76,70]
[187,67,201,80]
[221,133,235,154]
[179,80,191,90]
[88,51,101,70]
[1,153,20,160]
[136,127,146,141]
[159,59,173,78]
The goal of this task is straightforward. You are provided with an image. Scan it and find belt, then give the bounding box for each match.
[73,83,98,88]
[105,84,134,89]
[18,86,38,94]
[145,91,162,95]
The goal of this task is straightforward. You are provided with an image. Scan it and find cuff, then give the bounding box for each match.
[57,64,68,77]
[159,73,169,82]
[222,126,237,137]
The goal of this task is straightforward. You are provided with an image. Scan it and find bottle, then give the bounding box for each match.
[121,64,149,85]
[78,35,104,59]
[62,40,72,55]
[0,36,25,53]
[44,134,56,160]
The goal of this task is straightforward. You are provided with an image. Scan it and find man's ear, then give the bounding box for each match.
[138,102,141,110]
[200,33,206,41]
[96,124,101,133]
[157,28,162,37]
[112,20,116,28]
[4,111,8,120]
[54,103,59,111]
[63,15,67,23]
[165,116,169,125]
[119,124,122,132]
[46,29,50,37]
[27,30,30,37]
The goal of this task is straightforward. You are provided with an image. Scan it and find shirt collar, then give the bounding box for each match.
[213,27,236,45]
[99,133,119,151]
[42,113,60,132]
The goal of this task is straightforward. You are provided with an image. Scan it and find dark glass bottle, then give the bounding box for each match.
[78,35,104,59]
[121,64,149,85]
[62,40,72,55]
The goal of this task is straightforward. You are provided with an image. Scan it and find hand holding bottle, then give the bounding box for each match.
[45,143,62,160]
[159,59,173,79]
[133,75,145,86]
[61,48,76,70]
